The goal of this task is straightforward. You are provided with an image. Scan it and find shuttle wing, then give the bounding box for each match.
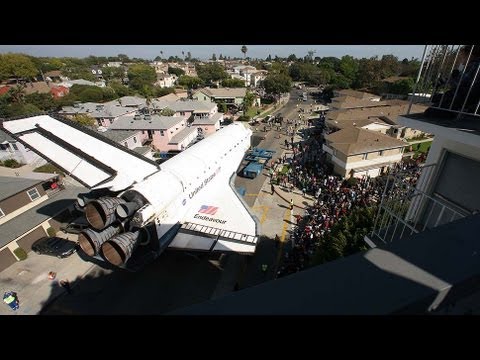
[168,176,259,254]
[1,114,159,191]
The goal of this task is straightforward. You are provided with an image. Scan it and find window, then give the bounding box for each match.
[160,130,164,136]
[109,119,113,124]
[379,150,384,156]
[180,112,185,116]
[362,153,368,160]
[0,144,8,151]
[11,143,18,151]
[0,207,4,218]
[124,142,128,147]
[133,137,137,143]
[142,131,145,134]
[27,188,40,201]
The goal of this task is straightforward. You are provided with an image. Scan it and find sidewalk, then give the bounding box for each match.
[0,233,94,315]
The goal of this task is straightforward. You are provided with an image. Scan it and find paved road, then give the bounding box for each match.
[41,88,322,315]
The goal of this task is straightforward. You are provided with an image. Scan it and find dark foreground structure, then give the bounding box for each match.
[172,214,480,315]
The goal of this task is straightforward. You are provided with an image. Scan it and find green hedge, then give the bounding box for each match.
[46,227,57,237]
[13,247,28,261]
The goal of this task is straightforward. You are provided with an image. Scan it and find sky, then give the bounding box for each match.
[0,45,425,60]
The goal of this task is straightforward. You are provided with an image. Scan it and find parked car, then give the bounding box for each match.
[31,237,78,258]
[60,216,89,234]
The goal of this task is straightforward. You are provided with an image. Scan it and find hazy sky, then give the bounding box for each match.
[0,45,425,60]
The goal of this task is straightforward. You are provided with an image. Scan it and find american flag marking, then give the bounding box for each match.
[198,205,218,215]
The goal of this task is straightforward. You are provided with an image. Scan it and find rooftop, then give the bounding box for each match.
[196,87,247,98]
[0,175,54,202]
[99,129,140,143]
[107,114,184,130]
[132,146,152,155]
[168,127,197,144]
[0,185,87,248]
[325,127,406,155]
[191,112,223,125]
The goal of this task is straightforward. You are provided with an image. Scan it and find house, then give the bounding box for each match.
[250,71,267,87]
[106,62,122,68]
[323,127,406,178]
[108,113,196,152]
[333,89,381,100]
[44,70,66,82]
[90,66,104,80]
[155,73,177,88]
[330,96,387,110]
[59,102,137,128]
[50,85,69,99]
[117,96,147,108]
[99,129,154,160]
[193,87,247,109]
[326,100,429,140]
[0,174,86,272]
[191,112,223,136]
[0,130,46,166]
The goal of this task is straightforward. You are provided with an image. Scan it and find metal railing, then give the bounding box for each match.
[370,163,467,244]
[407,45,480,119]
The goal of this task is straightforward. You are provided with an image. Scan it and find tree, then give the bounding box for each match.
[389,78,415,95]
[196,63,228,84]
[182,51,185,60]
[287,54,297,62]
[71,114,95,127]
[311,207,374,266]
[109,80,134,97]
[24,92,56,111]
[187,52,192,61]
[0,53,38,81]
[178,75,203,89]
[211,53,217,61]
[380,54,400,79]
[263,73,292,96]
[339,55,359,83]
[221,78,245,88]
[160,108,175,116]
[168,66,185,77]
[117,54,130,63]
[243,91,256,111]
[127,64,156,90]
[266,54,272,62]
[219,54,224,60]
[218,101,227,113]
[241,45,248,59]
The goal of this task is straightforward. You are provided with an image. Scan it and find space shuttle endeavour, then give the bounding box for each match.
[1,114,259,271]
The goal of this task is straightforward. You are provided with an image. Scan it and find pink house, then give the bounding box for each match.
[108,113,197,152]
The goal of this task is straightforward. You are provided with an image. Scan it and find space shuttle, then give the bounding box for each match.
[1,114,259,271]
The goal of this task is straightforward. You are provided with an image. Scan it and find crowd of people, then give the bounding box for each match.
[275,123,426,278]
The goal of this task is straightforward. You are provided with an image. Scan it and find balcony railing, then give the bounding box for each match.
[369,163,467,245]
[407,45,480,119]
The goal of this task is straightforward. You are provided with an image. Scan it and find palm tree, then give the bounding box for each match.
[160,50,163,59]
[241,45,248,60]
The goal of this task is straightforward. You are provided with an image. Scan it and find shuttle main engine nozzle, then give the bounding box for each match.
[101,228,150,266]
[85,197,126,230]
[78,222,125,256]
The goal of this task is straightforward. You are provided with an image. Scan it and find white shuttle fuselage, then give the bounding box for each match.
[127,123,255,247]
